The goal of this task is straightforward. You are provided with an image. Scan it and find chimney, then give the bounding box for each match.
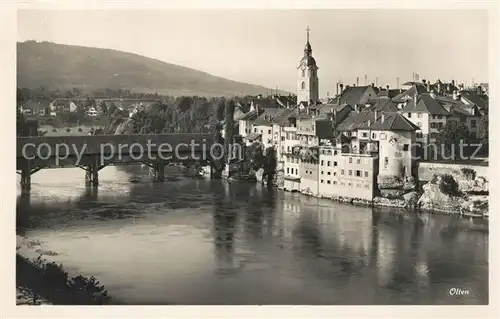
[354,104,359,113]
[426,82,431,92]
[451,80,455,87]
[334,109,337,119]
[386,85,390,91]
[371,83,375,88]
[477,86,482,95]
[453,90,459,100]
[356,77,359,86]
[339,83,344,93]
[381,114,385,124]
[422,79,427,84]
[368,120,371,127]
[430,90,436,99]
[437,82,441,94]
[374,110,378,121]
[365,75,368,85]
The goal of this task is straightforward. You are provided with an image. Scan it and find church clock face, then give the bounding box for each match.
[300,64,306,71]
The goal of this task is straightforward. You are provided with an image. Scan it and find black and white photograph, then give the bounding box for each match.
[4,2,497,315]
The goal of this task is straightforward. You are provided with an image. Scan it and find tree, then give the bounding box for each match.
[436,121,471,162]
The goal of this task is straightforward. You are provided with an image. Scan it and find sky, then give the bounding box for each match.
[17,9,489,95]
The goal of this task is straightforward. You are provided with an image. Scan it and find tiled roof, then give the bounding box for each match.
[399,93,451,115]
[392,85,428,103]
[460,92,489,110]
[238,110,259,121]
[252,98,280,109]
[367,112,419,131]
[252,108,282,126]
[337,85,377,105]
[368,98,398,112]
[377,89,401,98]
[271,108,297,126]
[336,110,376,131]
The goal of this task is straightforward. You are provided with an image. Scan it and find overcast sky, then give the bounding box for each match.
[18,9,488,95]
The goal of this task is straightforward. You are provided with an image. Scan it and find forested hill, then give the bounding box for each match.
[17,41,287,97]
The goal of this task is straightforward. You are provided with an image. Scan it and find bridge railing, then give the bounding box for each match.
[17,133,216,158]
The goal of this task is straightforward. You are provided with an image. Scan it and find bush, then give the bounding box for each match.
[27,255,111,305]
[439,174,460,196]
[460,168,476,180]
[77,127,83,132]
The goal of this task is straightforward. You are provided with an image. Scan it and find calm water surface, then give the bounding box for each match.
[16,166,488,305]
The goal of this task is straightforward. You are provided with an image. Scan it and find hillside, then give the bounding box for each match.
[17,41,288,97]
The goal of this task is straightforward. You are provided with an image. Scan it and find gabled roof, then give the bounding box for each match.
[392,84,428,103]
[399,93,451,115]
[336,110,376,132]
[271,108,297,126]
[367,97,398,112]
[367,112,419,131]
[252,98,280,109]
[238,110,259,121]
[337,85,378,105]
[460,92,489,110]
[377,89,401,98]
[252,108,282,126]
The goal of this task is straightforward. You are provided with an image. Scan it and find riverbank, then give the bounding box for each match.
[16,236,113,305]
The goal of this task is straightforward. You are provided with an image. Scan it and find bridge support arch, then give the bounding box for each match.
[77,155,106,187]
[17,161,42,192]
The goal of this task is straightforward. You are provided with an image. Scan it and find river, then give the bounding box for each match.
[16,166,488,305]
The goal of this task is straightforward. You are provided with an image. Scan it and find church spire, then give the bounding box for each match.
[304,26,312,56]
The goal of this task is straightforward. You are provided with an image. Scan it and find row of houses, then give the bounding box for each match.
[230,80,487,201]
[18,98,156,118]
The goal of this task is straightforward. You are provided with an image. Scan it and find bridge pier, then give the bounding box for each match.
[18,161,42,193]
[149,160,165,182]
[20,168,31,192]
[79,155,103,187]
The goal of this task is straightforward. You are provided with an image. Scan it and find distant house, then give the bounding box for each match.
[49,99,79,112]
[19,99,50,117]
[86,107,98,117]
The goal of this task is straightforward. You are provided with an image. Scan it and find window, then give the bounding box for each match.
[333,172,337,176]
[438,115,443,119]
[321,160,324,165]
[327,172,331,176]
[416,132,423,138]
[333,181,337,185]
[356,170,361,177]
[372,133,376,139]
[327,180,331,184]
[281,136,285,141]
[301,81,306,90]
[327,161,331,166]
[295,169,298,175]
[384,157,388,167]
[321,179,324,183]
[348,183,352,186]
[357,159,360,164]
[417,122,422,127]
[321,171,324,175]
[287,168,289,174]
[471,120,477,128]
[334,161,337,167]
[365,185,369,189]
[418,113,423,118]
[341,169,344,175]
[268,129,271,134]
[301,70,305,77]
[408,113,412,118]
[260,129,263,133]
[254,128,257,133]
[349,170,352,176]
[402,144,409,151]
[334,151,338,155]
[349,157,352,163]
[362,132,368,138]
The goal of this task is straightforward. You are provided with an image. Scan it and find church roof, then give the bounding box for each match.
[299,55,317,68]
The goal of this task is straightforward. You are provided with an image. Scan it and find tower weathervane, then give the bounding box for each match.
[306,26,311,42]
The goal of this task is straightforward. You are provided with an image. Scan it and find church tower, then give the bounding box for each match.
[296,26,319,106]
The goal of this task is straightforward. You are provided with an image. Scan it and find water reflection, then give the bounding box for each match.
[16,167,488,305]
